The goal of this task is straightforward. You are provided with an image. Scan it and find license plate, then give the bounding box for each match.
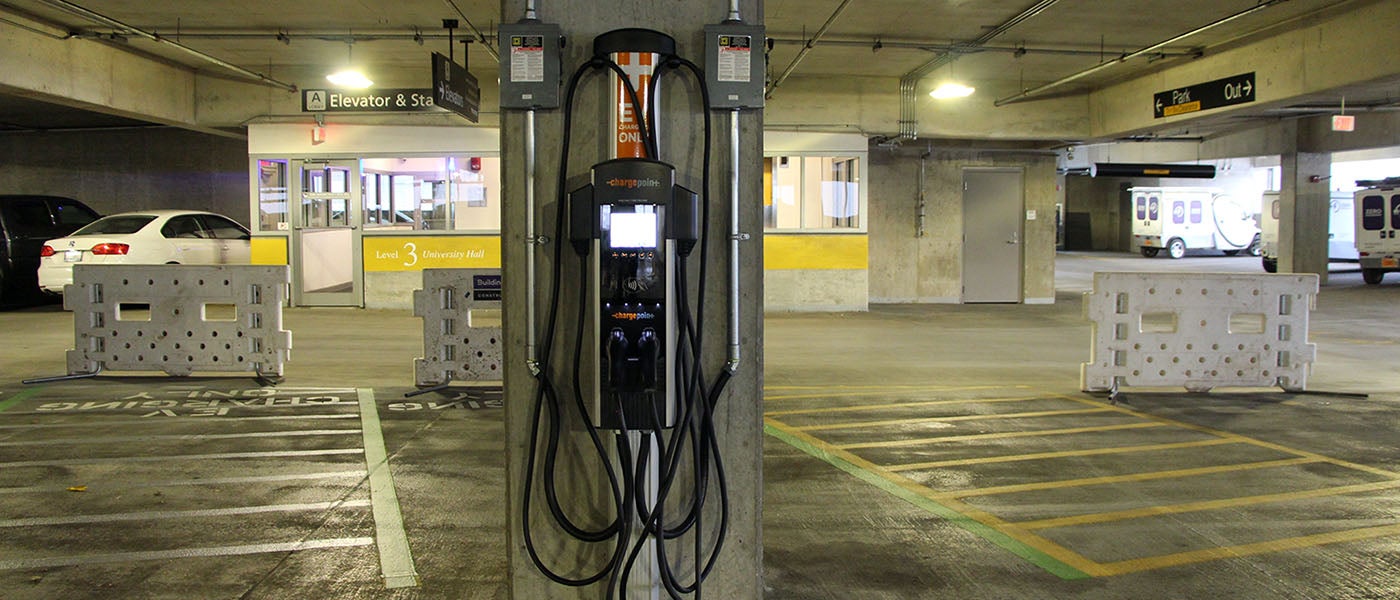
[1383,257,1399,268]
[64,249,82,262]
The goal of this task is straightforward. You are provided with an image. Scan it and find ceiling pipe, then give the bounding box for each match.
[768,35,1198,58]
[765,0,857,99]
[34,0,298,92]
[994,0,1290,106]
[441,0,499,62]
[898,0,1064,140]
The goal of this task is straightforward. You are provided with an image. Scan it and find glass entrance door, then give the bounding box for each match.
[292,160,362,306]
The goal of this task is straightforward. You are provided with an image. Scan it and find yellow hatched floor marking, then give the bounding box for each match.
[1098,523,1400,576]
[884,438,1242,472]
[1053,393,1400,480]
[765,395,1043,417]
[1018,478,1400,530]
[794,407,1114,432]
[765,416,1111,577]
[764,385,1017,402]
[837,422,1165,450]
[943,457,1321,499]
[765,384,1023,393]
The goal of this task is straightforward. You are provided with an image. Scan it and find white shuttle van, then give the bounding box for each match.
[1354,177,1400,284]
[1131,187,1260,259]
[1259,191,1358,272]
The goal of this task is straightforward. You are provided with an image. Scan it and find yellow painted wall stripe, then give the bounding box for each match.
[765,395,1042,417]
[1019,479,1400,531]
[885,438,1241,473]
[795,407,1114,432]
[250,236,288,266]
[763,234,868,270]
[946,457,1321,499]
[1098,523,1400,576]
[838,422,1165,450]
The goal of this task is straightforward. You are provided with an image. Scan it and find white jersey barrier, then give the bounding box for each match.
[64,265,292,378]
[413,268,503,387]
[1081,272,1318,394]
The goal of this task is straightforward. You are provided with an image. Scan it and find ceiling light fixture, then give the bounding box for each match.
[326,35,372,88]
[930,82,975,99]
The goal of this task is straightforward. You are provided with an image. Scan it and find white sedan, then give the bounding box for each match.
[38,210,252,294]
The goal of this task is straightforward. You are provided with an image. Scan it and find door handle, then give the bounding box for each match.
[1007,232,1020,244]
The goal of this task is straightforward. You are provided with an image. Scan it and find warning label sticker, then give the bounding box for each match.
[510,35,545,83]
[716,35,751,83]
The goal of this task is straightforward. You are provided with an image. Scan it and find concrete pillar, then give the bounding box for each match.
[1278,126,1332,283]
[499,1,765,598]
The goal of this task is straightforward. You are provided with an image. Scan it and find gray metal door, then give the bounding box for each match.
[962,169,1024,303]
[291,160,362,307]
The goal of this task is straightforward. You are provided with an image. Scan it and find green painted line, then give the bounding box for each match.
[765,422,1092,580]
[0,387,43,414]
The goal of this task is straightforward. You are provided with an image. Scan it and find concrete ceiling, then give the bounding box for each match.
[0,0,1395,140]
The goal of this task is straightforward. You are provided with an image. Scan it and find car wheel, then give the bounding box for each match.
[1262,257,1277,273]
[1140,247,1160,258]
[1167,238,1187,259]
[1247,234,1262,257]
[1363,268,1384,285]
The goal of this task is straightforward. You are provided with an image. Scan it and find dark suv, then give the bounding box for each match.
[0,195,99,305]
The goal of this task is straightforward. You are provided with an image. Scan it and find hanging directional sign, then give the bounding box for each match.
[302,88,438,113]
[432,52,480,122]
[1153,72,1255,119]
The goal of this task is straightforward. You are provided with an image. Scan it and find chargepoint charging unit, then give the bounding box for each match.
[501,5,763,599]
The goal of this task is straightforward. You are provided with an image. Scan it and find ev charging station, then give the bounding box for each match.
[498,2,764,598]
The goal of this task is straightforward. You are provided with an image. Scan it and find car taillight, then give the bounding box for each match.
[91,243,130,255]
[40,245,56,257]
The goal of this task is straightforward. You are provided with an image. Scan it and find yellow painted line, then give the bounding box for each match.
[1018,479,1400,531]
[765,417,1109,577]
[837,422,1166,451]
[884,437,1242,473]
[945,457,1321,499]
[1052,393,1400,481]
[764,385,1013,402]
[794,407,1115,433]
[765,395,1044,417]
[1098,522,1400,576]
[765,384,1023,392]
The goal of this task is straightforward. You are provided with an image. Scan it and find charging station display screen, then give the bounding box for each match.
[608,211,658,248]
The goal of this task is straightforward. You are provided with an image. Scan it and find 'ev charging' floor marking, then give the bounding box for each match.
[357,388,420,589]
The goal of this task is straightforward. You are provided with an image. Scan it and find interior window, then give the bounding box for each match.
[161,216,208,239]
[201,215,252,240]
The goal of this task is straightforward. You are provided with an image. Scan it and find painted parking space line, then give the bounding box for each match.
[357,388,419,589]
[837,422,1165,450]
[884,438,1243,472]
[0,429,361,447]
[0,499,371,528]
[767,385,1400,578]
[1099,523,1400,576]
[764,384,1022,401]
[0,470,367,496]
[0,537,375,571]
[765,395,1044,417]
[0,386,43,414]
[0,448,364,469]
[794,407,1115,432]
[943,457,1321,499]
[0,413,359,428]
[765,417,1100,579]
[1018,478,1400,531]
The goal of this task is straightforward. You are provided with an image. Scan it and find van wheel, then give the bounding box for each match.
[1262,257,1277,273]
[1140,247,1159,258]
[1167,238,1187,259]
[1363,269,1384,285]
[1247,234,1262,257]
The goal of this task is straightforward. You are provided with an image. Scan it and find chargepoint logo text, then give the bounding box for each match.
[605,178,662,190]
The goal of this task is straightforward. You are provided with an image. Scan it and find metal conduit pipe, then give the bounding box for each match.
[994,0,1290,106]
[767,36,1198,58]
[765,0,856,98]
[36,0,298,92]
[897,0,1063,139]
[442,0,499,62]
[727,109,742,372]
[525,109,540,374]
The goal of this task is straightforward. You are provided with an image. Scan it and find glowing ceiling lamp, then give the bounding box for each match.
[326,36,373,88]
[930,82,975,99]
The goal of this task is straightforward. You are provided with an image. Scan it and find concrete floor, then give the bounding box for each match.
[1,251,1397,599]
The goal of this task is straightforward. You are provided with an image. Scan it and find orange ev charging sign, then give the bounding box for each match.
[612,52,657,159]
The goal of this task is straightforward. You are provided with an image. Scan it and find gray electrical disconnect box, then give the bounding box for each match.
[704,22,766,109]
[498,22,563,110]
